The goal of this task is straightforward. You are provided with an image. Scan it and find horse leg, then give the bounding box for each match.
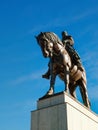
[46,60,56,95]
[50,73,56,93]
[45,74,56,96]
[64,65,69,93]
[69,83,77,99]
[79,80,90,108]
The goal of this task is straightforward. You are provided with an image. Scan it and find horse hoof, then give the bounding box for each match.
[46,89,54,96]
[65,89,68,93]
[39,89,54,100]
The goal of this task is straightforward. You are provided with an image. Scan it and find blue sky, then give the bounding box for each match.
[0,0,98,130]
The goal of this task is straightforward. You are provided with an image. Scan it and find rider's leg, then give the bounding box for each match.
[77,60,84,71]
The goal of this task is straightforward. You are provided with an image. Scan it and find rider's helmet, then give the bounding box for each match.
[62,31,74,46]
[62,31,68,38]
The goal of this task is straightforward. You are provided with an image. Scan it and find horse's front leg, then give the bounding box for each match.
[46,59,56,95]
[48,72,56,95]
[64,65,69,93]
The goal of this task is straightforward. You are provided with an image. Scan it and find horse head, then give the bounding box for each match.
[36,32,53,58]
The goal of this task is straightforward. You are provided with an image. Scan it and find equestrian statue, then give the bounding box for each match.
[36,31,90,108]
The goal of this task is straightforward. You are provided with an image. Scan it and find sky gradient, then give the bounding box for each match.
[0,0,98,130]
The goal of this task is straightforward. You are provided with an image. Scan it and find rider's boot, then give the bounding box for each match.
[78,64,84,71]
[77,60,84,71]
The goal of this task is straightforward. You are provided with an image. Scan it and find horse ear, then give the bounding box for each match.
[41,32,43,34]
[41,32,45,38]
[41,32,45,37]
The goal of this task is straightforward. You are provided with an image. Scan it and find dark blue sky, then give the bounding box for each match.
[0,0,98,130]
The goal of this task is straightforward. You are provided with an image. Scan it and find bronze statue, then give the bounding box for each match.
[36,32,90,108]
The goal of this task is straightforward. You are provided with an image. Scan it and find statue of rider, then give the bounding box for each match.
[62,31,84,71]
[42,31,84,79]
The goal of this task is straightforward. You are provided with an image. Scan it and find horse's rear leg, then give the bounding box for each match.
[69,83,77,99]
[64,65,70,93]
[79,81,90,108]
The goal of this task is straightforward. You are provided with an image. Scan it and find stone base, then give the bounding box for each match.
[31,92,98,130]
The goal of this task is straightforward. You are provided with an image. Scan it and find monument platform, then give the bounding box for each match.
[31,92,98,130]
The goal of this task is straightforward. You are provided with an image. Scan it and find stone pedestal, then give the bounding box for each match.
[31,92,98,130]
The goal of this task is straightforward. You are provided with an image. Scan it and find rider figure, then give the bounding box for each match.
[62,31,84,71]
[42,31,84,79]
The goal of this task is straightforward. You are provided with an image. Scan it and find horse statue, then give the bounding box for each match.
[36,32,90,108]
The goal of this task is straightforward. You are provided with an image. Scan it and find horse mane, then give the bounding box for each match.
[37,32,63,46]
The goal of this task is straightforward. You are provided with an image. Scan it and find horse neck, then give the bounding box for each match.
[52,42,72,68]
[53,42,63,54]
